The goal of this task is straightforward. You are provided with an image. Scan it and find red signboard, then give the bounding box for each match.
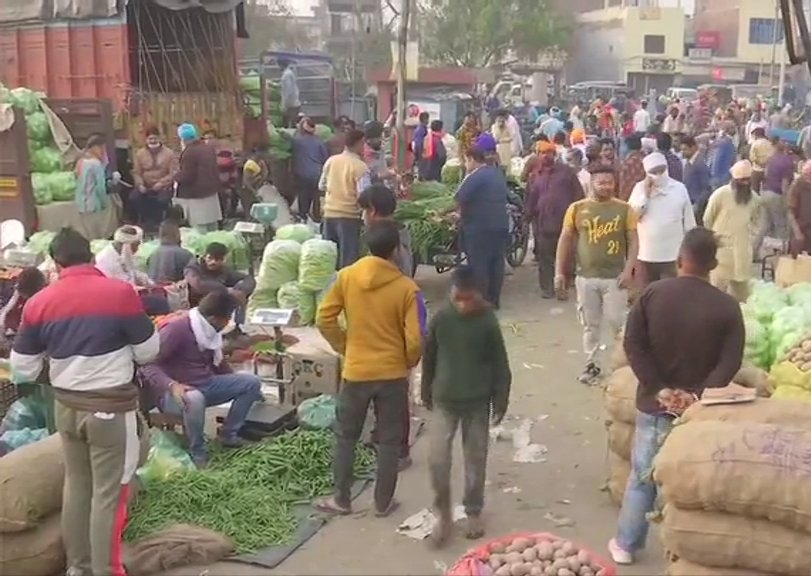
[696,31,721,50]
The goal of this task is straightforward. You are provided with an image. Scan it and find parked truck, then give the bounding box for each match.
[0,0,247,152]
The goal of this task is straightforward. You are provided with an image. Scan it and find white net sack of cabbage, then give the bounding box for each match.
[247,240,301,317]
[298,239,338,292]
[275,223,315,244]
[741,281,789,370]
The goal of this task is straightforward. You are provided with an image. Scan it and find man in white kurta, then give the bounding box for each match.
[703,160,762,302]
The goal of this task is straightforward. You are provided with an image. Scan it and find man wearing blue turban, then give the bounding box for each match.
[174,122,222,231]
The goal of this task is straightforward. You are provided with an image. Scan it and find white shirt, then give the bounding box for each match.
[95,244,151,286]
[506,115,523,156]
[628,178,696,263]
[577,168,591,193]
[633,109,651,133]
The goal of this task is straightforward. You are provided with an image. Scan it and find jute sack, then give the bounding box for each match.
[608,329,627,371]
[604,366,637,425]
[733,361,772,397]
[662,506,811,576]
[654,420,811,532]
[679,397,811,429]
[0,434,64,532]
[0,513,64,576]
[607,420,634,461]
[666,558,773,576]
[606,451,630,506]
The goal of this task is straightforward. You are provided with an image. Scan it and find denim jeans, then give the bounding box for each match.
[161,373,263,459]
[323,217,362,269]
[616,411,673,552]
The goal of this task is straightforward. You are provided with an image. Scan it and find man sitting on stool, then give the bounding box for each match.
[140,291,263,467]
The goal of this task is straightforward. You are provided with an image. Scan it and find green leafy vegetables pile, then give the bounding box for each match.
[394,181,458,260]
[126,429,375,553]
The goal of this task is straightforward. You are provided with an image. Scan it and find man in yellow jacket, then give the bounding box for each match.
[315,220,426,517]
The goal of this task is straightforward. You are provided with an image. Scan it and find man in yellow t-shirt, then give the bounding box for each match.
[554,166,639,384]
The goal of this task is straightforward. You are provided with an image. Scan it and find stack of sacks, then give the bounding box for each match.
[603,364,636,506]
[656,398,811,576]
[0,434,66,576]
[246,224,338,326]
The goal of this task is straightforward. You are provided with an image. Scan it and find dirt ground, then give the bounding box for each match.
[162,264,665,576]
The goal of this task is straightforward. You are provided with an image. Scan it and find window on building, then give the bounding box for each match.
[644,34,665,54]
[330,13,343,35]
[749,18,784,44]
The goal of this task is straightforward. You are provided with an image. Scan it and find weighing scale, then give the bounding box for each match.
[220,307,299,440]
[234,203,278,275]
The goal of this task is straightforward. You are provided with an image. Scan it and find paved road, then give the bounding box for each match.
[161,264,665,576]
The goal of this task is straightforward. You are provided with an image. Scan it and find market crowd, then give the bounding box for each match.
[4,84,811,576]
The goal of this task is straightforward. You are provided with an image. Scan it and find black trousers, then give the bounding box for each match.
[535,232,559,295]
[465,229,508,307]
[296,176,321,221]
[334,379,407,511]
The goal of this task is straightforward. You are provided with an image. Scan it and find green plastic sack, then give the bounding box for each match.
[4,87,42,114]
[259,240,301,290]
[296,394,337,430]
[30,173,53,205]
[136,430,196,485]
[136,240,160,271]
[298,239,338,292]
[0,396,48,433]
[90,239,112,255]
[27,231,55,255]
[180,227,207,255]
[275,223,315,244]
[247,288,279,316]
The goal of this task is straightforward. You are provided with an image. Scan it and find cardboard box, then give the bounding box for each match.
[284,349,341,406]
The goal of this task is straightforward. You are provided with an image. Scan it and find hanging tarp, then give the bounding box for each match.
[0,0,242,24]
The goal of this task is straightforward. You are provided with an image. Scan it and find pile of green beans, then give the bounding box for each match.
[125,429,376,552]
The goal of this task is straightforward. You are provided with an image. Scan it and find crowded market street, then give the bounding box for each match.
[159,264,664,576]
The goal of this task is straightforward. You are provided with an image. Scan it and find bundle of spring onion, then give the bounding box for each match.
[395,182,458,260]
[126,429,375,552]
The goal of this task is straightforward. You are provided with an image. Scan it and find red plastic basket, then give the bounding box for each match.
[447,532,617,576]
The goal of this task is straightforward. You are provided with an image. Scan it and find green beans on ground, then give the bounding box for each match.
[125,429,376,553]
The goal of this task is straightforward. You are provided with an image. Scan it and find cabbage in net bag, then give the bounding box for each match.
[258,240,301,290]
[275,223,315,244]
[299,239,338,292]
[298,290,317,325]
[277,281,301,312]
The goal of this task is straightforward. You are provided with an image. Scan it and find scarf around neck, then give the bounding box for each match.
[188,308,224,366]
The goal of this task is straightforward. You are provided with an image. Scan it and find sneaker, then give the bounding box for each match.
[578,362,601,385]
[217,434,247,449]
[608,538,633,565]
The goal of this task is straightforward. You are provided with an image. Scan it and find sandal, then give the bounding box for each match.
[313,496,352,516]
[374,499,400,518]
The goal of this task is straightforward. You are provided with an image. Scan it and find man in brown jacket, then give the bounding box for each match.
[175,123,222,231]
[132,126,177,232]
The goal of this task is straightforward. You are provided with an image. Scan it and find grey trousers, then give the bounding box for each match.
[429,404,490,517]
[323,217,363,269]
[334,379,408,511]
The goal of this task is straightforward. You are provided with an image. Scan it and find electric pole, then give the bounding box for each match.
[395,0,410,170]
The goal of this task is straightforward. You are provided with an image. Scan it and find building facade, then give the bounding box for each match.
[569,4,686,92]
[690,0,785,84]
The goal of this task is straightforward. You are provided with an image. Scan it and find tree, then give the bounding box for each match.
[417,0,573,68]
[240,0,319,56]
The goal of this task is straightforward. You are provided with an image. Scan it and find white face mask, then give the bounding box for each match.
[147,142,161,150]
[648,172,668,187]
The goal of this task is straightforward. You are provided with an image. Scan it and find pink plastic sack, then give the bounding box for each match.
[447,532,616,576]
